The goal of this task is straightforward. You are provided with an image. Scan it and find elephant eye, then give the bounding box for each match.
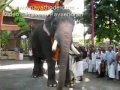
[51,19,58,28]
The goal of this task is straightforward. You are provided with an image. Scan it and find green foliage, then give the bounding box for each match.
[0,0,30,50]
[76,0,120,42]
[95,38,104,47]
[11,8,30,31]
[86,37,92,47]
[0,0,30,32]
[0,0,13,12]
[0,30,11,49]
[20,39,28,52]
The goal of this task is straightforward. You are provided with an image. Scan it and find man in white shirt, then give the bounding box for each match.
[88,47,96,73]
[105,46,116,80]
[91,49,97,73]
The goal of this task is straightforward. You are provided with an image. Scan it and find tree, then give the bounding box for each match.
[0,0,13,12]
[76,0,120,43]
[11,8,30,32]
[0,0,30,31]
[0,30,11,49]
[0,0,30,49]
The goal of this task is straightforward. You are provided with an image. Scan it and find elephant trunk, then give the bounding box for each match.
[57,38,71,90]
[55,22,73,90]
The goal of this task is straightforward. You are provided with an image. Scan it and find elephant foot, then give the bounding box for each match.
[47,80,57,87]
[56,87,63,90]
[32,73,43,78]
[65,83,74,88]
[71,77,75,84]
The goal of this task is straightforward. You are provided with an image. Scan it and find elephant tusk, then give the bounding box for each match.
[43,24,50,36]
[71,44,80,55]
[52,40,58,51]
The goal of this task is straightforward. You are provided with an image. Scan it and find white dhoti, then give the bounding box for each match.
[83,58,88,71]
[69,55,76,77]
[87,56,96,73]
[91,60,96,72]
[88,59,92,72]
[75,61,84,77]
[96,59,101,74]
[108,63,115,78]
[69,56,83,78]
[117,64,120,71]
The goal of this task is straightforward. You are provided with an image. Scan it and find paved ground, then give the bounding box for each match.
[0,59,120,90]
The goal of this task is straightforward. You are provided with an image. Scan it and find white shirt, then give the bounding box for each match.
[101,52,106,60]
[91,52,97,61]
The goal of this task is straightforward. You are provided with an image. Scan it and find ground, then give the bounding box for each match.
[0,59,120,90]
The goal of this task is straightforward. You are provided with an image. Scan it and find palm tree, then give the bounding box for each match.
[0,0,13,12]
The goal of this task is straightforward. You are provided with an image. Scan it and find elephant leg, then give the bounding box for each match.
[47,59,57,87]
[32,57,44,78]
[40,36,57,87]
[65,59,74,87]
[65,59,70,84]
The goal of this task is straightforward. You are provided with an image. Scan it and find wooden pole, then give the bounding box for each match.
[0,12,3,48]
[91,0,94,47]
[0,12,2,30]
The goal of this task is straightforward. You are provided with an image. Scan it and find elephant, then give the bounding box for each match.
[31,7,76,90]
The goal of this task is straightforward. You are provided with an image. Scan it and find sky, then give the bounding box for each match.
[7,0,86,41]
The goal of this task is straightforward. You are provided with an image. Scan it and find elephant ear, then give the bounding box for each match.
[44,15,57,37]
[50,18,58,37]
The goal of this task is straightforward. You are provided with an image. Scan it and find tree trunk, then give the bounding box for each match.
[109,38,112,45]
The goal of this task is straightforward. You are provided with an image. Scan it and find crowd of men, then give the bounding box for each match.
[28,45,120,84]
[69,46,120,82]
